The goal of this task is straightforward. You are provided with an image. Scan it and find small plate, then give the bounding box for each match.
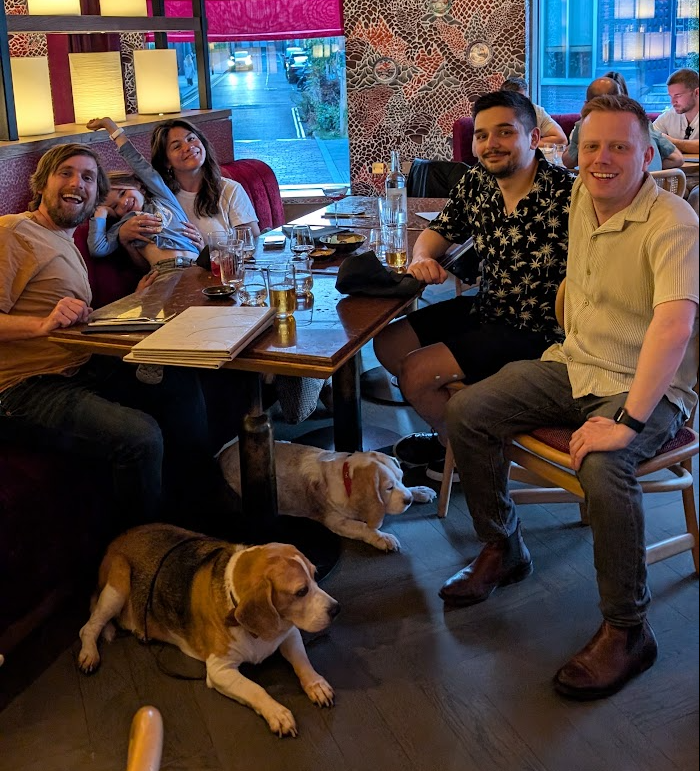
[309,247,336,260]
[202,285,235,299]
[319,233,367,254]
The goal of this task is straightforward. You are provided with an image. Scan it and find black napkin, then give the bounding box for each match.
[195,244,211,270]
[335,250,422,298]
[282,225,350,244]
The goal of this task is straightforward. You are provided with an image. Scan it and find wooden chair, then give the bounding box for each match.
[125,706,163,771]
[650,168,687,198]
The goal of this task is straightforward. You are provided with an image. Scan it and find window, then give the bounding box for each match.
[538,0,699,114]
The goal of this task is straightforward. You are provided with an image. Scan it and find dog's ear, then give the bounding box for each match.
[234,578,282,640]
[350,464,386,529]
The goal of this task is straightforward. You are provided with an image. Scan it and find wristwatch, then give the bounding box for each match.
[613,407,646,433]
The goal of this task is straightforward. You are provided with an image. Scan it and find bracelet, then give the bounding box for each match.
[109,127,125,141]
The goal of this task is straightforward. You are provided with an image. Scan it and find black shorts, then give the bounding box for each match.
[407,296,550,383]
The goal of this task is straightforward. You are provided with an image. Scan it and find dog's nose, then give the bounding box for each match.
[329,601,341,619]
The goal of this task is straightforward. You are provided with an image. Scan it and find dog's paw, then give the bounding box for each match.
[410,485,437,503]
[77,644,101,674]
[263,703,298,738]
[303,676,335,708]
[372,531,401,552]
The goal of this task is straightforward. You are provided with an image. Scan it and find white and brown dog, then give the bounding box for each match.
[78,524,339,737]
[219,442,436,552]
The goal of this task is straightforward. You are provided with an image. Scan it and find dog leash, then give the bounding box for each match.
[143,535,225,680]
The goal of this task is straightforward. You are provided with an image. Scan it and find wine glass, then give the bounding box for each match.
[290,225,315,260]
[321,184,349,225]
[234,226,256,262]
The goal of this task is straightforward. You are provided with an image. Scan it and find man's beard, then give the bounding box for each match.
[481,155,519,178]
[42,195,95,228]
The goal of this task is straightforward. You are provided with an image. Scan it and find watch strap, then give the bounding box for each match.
[614,407,646,434]
[110,127,125,141]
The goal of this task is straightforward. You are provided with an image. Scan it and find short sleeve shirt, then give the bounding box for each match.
[430,154,575,340]
[653,108,699,141]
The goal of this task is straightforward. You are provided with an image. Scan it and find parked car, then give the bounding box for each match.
[229,51,253,72]
[286,54,308,84]
[284,46,305,65]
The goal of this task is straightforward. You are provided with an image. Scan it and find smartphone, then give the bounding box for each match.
[263,234,286,250]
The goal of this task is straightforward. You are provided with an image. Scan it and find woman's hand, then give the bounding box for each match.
[136,270,159,293]
[182,221,204,249]
[118,213,162,247]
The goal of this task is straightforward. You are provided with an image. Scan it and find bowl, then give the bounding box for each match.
[309,247,336,261]
[318,233,367,254]
[202,285,235,299]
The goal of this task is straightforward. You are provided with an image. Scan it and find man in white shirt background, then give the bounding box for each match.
[653,68,699,156]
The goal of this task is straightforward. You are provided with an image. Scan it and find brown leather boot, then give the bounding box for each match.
[438,523,532,606]
[554,619,658,700]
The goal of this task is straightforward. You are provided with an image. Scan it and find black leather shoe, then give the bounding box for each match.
[438,523,532,606]
[554,619,658,700]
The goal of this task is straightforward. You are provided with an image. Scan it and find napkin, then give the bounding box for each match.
[335,250,422,298]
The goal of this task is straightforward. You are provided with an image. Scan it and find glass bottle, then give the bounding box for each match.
[385,149,407,224]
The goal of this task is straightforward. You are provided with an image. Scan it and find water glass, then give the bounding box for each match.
[541,143,555,163]
[293,256,314,297]
[553,143,566,166]
[290,225,315,260]
[219,239,244,290]
[368,227,386,262]
[206,230,228,279]
[267,264,297,319]
[378,194,402,227]
[384,224,408,271]
[234,225,256,262]
[238,267,268,306]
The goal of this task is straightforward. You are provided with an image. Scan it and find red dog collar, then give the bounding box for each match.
[342,461,352,497]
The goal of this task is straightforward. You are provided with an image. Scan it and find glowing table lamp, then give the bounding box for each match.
[69,52,126,124]
[27,0,81,13]
[133,49,181,114]
[10,57,55,136]
[99,0,148,15]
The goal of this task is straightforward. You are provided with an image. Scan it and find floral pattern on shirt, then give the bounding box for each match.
[430,154,575,341]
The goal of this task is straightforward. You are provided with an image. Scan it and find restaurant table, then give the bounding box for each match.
[49,261,419,577]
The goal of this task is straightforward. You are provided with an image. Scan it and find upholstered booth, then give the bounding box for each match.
[0,159,283,656]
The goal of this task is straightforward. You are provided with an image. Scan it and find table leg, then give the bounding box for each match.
[332,354,362,452]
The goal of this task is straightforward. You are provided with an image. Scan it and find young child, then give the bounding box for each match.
[86,116,203,272]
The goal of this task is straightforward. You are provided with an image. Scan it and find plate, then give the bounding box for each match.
[309,247,336,260]
[319,233,367,254]
[202,285,235,299]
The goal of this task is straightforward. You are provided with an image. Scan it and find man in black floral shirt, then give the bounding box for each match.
[374,91,575,479]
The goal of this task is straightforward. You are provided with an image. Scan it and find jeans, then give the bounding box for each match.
[0,356,222,527]
[446,359,685,626]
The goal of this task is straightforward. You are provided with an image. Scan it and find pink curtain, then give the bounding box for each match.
[162,0,343,41]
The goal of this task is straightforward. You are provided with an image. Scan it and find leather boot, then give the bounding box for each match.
[438,522,532,606]
[554,619,658,700]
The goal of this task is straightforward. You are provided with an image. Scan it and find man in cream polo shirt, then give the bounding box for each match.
[440,95,698,700]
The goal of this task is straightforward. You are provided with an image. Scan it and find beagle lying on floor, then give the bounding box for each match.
[219,442,436,552]
[78,524,339,737]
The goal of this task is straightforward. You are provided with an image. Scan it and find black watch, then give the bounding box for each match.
[613,407,646,434]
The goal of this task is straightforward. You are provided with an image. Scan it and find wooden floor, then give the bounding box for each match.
[1,317,698,770]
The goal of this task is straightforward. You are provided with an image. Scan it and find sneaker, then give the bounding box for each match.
[393,432,445,467]
[426,458,460,484]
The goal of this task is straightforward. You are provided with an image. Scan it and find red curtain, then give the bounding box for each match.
[162,1,344,41]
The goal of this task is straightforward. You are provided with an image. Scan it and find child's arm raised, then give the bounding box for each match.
[86,117,128,148]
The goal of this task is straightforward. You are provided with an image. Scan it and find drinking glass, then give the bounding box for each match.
[206,230,228,280]
[378,194,402,227]
[267,264,296,319]
[293,256,314,297]
[238,267,268,306]
[219,239,244,290]
[234,225,256,262]
[290,225,315,260]
[384,224,408,272]
[541,143,555,163]
[553,143,566,166]
[368,227,386,263]
[321,184,349,225]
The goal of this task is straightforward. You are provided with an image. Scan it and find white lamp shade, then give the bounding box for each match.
[27,0,81,13]
[133,49,181,114]
[10,57,55,136]
[69,52,126,123]
[99,0,148,16]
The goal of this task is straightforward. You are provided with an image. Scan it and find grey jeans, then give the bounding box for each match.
[446,359,685,626]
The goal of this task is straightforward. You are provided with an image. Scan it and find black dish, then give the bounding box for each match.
[202,285,235,299]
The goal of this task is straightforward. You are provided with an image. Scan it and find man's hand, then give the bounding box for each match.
[569,416,636,471]
[38,298,91,335]
[408,255,448,284]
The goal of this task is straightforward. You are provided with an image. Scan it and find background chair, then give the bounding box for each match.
[650,168,686,198]
[406,159,468,197]
[687,185,699,216]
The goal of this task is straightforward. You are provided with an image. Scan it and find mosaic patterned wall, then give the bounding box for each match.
[342,0,527,193]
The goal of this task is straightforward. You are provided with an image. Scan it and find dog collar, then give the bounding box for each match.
[342,460,352,497]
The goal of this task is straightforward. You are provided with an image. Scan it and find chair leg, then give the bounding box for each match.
[680,458,700,574]
[437,441,455,518]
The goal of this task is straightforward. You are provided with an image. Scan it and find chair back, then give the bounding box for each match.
[406,159,468,197]
[650,168,687,197]
[687,185,699,216]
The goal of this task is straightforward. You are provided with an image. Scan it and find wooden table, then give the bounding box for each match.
[50,263,419,574]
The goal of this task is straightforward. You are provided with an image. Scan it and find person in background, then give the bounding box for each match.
[603,70,628,95]
[500,77,568,146]
[441,95,698,700]
[374,91,574,479]
[184,52,195,87]
[653,68,699,155]
[562,77,683,171]
[0,143,240,534]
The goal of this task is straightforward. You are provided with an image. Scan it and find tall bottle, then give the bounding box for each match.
[385,149,407,224]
